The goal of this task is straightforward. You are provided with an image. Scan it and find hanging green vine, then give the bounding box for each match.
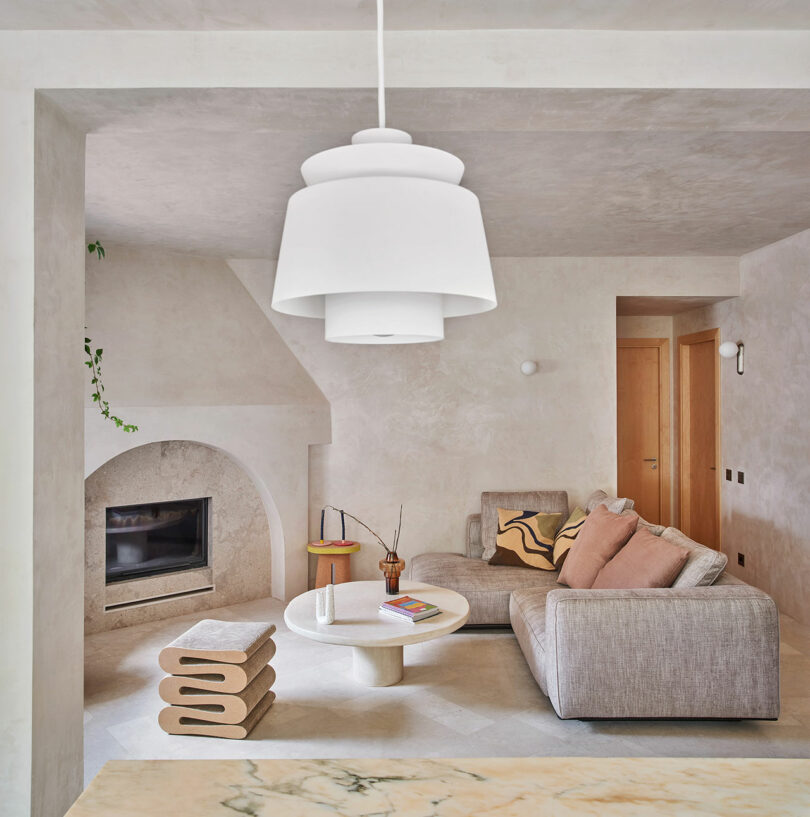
[85,240,138,433]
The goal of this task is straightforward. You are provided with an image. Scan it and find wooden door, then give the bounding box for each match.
[678,329,720,549]
[617,339,671,525]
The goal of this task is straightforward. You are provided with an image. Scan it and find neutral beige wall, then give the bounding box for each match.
[85,245,324,407]
[673,228,810,625]
[85,441,272,632]
[616,315,673,339]
[234,256,739,581]
[84,247,331,602]
[31,95,86,817]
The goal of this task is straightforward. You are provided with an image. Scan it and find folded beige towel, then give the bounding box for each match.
[158,664,275,722]
[158,637,276,693]
[158,690,275,739]
[159,620,276,670]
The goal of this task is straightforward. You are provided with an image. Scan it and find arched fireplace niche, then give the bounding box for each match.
[84,440,274,633]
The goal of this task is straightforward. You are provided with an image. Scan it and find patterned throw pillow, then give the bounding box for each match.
[553,506,587,568]
[487,508,561,570]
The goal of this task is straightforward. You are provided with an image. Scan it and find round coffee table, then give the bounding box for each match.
[283,580,470,686]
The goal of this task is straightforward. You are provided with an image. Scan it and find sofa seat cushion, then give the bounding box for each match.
[509,587,556,695]
[410,552,559,625]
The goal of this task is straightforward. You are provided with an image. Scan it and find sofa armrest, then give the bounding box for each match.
[466,514,482,559]
[545,586,780,719]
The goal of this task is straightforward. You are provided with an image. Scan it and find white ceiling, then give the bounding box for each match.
[49,87,810,259]
[4,1,810,30]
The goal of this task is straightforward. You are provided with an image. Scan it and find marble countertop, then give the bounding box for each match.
[67,757,810,816]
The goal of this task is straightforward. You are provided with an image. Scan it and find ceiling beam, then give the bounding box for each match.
[2,29,810,91]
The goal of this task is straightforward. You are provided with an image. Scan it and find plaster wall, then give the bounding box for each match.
[0,89,35,817]
[85,441,271,633]
[86,404,329,603]
[233,257,739,582]
[84,247,331,602]
[616,316,674,339]
[673,228,810,625]
[32,95,86,817]
[3,29,810,91]
[85,245,324,407]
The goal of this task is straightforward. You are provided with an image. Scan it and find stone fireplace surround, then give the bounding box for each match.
[85,440,271,633]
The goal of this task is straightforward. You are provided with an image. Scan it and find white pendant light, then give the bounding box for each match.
[271,0,497,343]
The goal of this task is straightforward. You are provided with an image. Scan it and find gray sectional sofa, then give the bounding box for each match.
[410,490,780,720]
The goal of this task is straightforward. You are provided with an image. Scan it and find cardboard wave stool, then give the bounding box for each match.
[158,619,276,739]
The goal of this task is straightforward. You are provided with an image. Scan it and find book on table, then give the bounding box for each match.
[379,595,440,622]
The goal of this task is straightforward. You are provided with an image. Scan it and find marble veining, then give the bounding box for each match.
[67,757,810,816]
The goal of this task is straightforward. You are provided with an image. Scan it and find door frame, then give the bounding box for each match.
[677,328,721,548]
[616,338,671,526]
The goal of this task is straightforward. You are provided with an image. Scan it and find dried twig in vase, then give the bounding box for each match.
[324,504,403,555]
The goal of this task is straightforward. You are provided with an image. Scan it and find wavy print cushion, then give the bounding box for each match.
[487,508,561,570]
[552,506,587,569]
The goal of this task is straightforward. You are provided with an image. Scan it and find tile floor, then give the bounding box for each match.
[84,595,810,787]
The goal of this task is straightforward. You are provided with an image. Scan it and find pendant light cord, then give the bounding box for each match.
[377,0,386,129]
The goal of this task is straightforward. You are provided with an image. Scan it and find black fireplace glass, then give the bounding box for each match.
[105,497,209,583]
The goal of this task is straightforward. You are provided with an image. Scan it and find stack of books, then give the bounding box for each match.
[379,595,440,622]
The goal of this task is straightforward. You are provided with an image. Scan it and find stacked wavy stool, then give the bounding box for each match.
[158,619,276,739]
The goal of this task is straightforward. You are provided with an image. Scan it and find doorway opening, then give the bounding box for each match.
[677,328,721,550]
[616,297,733,531]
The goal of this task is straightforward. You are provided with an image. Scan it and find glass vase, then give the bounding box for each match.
[379,553,406,595]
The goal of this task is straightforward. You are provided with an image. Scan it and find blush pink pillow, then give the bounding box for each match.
[558,504,638,588]
[592,528,690,589]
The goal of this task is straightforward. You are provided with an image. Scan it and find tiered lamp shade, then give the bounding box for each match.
[272,128,497,343]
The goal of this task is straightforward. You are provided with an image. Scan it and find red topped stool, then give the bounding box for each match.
[307,541,361,588]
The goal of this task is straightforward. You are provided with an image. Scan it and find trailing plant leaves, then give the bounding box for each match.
[85,242,136,434]
[87,240,105,260]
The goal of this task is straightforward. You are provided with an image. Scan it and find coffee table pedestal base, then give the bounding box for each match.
[352,645,404,686]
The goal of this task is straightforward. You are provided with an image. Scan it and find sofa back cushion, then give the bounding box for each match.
[663,527,728,587]
[480,491,569,561]
[585,489,635,515]
[621,508,666,536]
[592,528,690,589]
[557,504,638,588]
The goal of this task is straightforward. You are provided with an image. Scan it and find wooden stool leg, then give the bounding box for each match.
[314,555,333,589]
[332,553,351,584]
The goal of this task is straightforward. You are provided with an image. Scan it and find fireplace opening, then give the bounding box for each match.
[105,497,209,584]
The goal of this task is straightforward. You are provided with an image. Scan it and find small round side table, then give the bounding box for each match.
[307,541,361,588]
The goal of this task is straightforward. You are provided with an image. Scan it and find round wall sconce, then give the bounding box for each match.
[520,360,538,376]
[719,340,744,375]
